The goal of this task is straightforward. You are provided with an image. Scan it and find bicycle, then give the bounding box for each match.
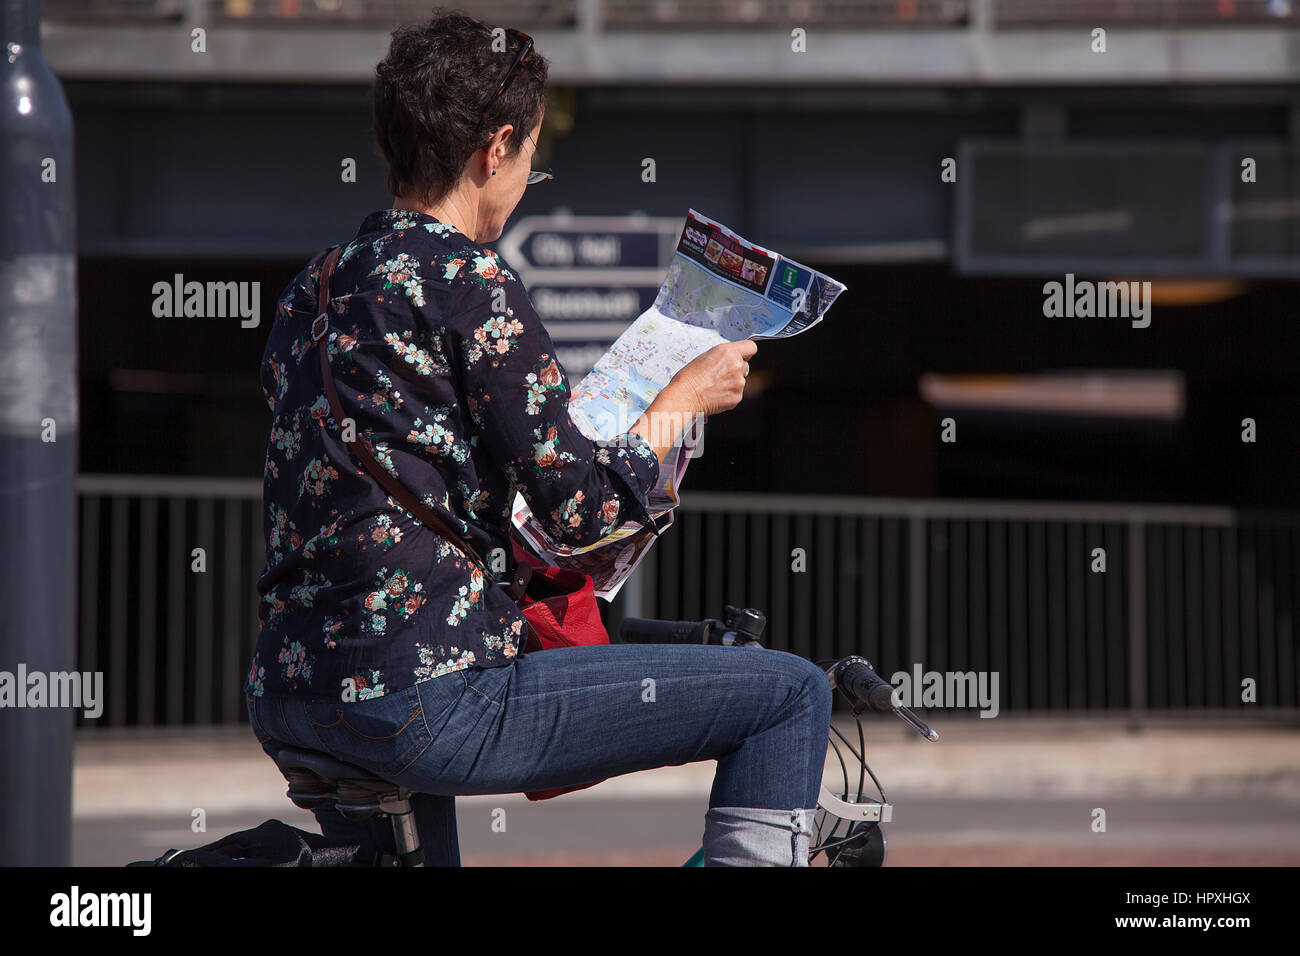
[618,604,940,867]
[266,602,940,867]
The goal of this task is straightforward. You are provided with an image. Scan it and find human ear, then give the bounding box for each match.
[492,124,515,165]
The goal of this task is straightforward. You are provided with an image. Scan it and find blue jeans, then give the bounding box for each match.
[246,642,832,866]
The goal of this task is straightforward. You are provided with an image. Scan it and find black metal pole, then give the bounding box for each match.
[0,0,78,866]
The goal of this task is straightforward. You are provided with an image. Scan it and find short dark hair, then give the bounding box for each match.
[373,10,548,206]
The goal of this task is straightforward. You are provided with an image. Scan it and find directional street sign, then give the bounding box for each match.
[526,282,660,326]
[498,214,684,379]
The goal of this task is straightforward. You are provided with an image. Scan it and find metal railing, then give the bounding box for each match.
[38,0,1299,27]
[601,0,971,27]
[40,0,184,19]
[77,475,264,728]
[993,0,1298,26]
[41,0,1300,84]
[75,474,1300,727]
[645,494,1300,719]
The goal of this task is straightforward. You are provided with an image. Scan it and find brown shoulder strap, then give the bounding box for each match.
[311,245,530,602]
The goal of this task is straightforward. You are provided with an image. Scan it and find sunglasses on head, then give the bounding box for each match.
[478,29,552,186]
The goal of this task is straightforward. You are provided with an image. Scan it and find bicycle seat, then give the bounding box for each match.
[273,747,407,821]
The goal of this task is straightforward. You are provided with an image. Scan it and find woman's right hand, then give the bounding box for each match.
[627,339,757,465]
[668,339,758,416]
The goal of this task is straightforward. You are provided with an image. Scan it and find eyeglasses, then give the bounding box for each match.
[480,29,553,186]
[525,130,553,185]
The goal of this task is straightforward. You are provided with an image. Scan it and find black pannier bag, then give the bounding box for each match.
[126,818,372,867]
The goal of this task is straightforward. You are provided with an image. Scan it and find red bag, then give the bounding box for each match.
[511,540,612,800]
[312,245,614,803]
[512,540,609,653]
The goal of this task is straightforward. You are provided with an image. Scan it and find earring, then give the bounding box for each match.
[491,169,497,176]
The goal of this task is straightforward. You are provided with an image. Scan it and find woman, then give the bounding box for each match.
[244,11,831,866]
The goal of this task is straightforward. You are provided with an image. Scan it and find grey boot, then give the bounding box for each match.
[702,806,816,866]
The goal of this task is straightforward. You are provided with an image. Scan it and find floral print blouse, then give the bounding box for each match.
[245,209,661,701]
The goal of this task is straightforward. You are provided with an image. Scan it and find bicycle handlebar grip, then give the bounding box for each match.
[837,660,898,713]
[618,618,714,645]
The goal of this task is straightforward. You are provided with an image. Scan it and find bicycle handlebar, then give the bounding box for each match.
[831,656,940,741]
[620,609,938,742]
[621,606,766,647]
[831,658,898,713]
[619,617,715,645]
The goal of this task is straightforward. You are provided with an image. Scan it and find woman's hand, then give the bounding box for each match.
[668,339,758,416]
[627,339,758,464]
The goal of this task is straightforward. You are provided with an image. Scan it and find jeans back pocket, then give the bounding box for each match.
[304,685,433,779]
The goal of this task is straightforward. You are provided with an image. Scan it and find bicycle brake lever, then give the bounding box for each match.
[893,705,940,742]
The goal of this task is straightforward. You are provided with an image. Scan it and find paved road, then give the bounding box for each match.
[83,792,1300,867]
[69,718,1300,866]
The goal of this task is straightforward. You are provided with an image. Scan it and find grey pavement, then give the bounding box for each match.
[69,715,1300,866]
